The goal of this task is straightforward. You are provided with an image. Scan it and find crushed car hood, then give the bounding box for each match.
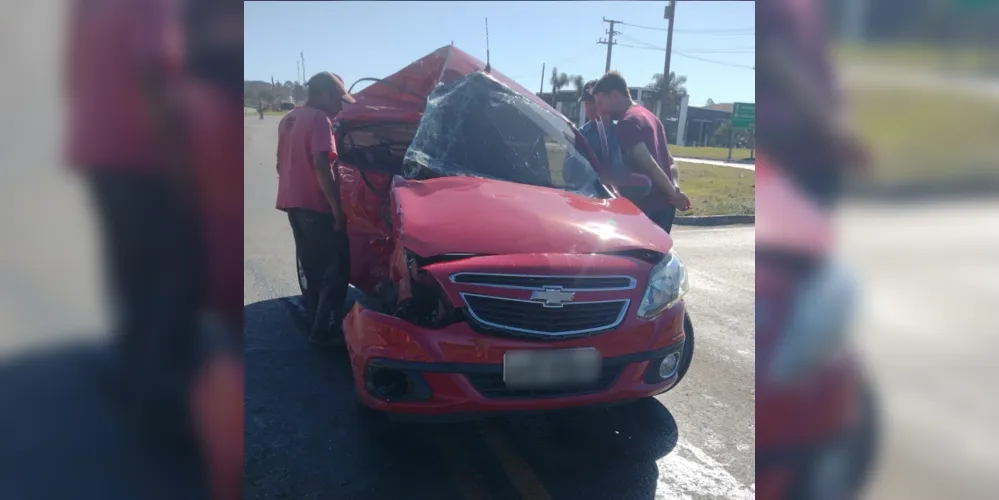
[392,176,673,257]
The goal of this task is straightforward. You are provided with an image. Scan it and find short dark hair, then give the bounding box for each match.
[592,71,630,98]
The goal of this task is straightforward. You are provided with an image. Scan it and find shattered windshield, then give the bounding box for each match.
[403,72,602,197]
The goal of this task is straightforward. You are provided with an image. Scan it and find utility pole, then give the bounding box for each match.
[297,60,301,85]
[539,63,545,96]
[598,17,621,73]
[300,51,307,81]
[660,1,677,121]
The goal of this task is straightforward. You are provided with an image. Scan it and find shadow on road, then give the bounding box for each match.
[245,295,680,499]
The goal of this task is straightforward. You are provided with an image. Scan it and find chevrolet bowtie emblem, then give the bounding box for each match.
[530,287,576,307]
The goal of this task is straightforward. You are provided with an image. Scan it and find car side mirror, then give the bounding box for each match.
[612,172,652,200]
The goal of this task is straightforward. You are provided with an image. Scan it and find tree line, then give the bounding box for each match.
[545,65,690,118]
[244,80,305,107]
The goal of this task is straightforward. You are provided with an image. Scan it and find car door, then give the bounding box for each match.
[335,124,411,295]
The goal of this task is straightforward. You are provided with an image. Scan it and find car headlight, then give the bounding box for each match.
[768,260,857,383]
[637,250,689,319]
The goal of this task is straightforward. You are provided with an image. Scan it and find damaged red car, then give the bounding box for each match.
[319,45,694,420]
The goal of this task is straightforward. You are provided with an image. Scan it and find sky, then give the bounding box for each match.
[244,1,755,107]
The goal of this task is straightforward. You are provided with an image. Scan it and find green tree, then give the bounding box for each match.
[292,83,306,103]
[645,71,688,119]
[570,75,586,97]
[705,98,716,106]
[549,67,569,105]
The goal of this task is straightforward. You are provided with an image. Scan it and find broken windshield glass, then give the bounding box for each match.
[403,72,601,197]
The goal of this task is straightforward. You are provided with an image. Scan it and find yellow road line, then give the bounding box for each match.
[429,430,494,500]
[479,421,552,500]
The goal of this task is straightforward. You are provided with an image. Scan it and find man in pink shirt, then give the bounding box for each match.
[277,72,355,346]
[65,0,202,436]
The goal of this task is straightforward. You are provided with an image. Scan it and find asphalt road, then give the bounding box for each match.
[838,200,999,500]
[244,116,756,499]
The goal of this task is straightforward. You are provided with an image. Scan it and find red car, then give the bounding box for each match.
[755,156,878,499]
[315,46,694,420]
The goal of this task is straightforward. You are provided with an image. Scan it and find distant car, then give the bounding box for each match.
[319,45,695,421]
[280,102,294,111]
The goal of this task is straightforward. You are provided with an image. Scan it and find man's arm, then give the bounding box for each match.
[135,0,186,172]
[310,113,346,228]
[276,130,282,174]
[312,152,344,229]
[629,142,679,199]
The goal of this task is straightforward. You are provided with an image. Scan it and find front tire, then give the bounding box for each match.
[675,311,695,384]
[849,380,879,496]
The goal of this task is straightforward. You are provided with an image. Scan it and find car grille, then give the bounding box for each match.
[452,273,635,290]
[465,365,624,399]
[462,294,629,337]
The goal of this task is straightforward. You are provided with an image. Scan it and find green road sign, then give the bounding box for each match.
[732,102,755,129]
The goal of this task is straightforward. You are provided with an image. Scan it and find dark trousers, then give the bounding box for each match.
[648,205,677,234]
[87,170,203,429]
[287,209,351,337]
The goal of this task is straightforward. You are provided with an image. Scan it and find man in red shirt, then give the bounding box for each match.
[65,0,201,438]
[277,72,355,346]
[592,72,691,234]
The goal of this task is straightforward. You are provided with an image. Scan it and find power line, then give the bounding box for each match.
[618,32,753,54]
[616,20,754,35]
[613,43,755,70]
[616,33,660,49]
[674,51,755,69]
[681,49,754,54]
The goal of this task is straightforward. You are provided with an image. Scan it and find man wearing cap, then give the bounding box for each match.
[276,71,355,346]
[578,80,622,171]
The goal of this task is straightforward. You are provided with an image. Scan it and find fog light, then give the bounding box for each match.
[659,353,681,379]
[369,368,411,400]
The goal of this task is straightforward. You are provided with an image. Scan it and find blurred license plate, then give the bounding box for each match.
[503,348,601,389]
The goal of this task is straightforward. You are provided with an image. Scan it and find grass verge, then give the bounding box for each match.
[845,79,999,185]
[244,109,290,116]
[670,146,754,162]
[676,162,755,217]
[835,42,999,74]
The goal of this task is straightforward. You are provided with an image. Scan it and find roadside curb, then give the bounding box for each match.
[674,156,755,164]
[674,214,755,226]
[847,178,999,202]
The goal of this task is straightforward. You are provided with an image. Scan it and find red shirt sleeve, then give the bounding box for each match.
[310,111,335,158]
[615,115,644,154]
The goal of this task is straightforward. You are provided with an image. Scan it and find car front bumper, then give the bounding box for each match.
[343,300,688,419]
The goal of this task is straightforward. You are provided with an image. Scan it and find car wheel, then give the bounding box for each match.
[798,379,880,500]
[675,311,695,384]
[849,380,880,496]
